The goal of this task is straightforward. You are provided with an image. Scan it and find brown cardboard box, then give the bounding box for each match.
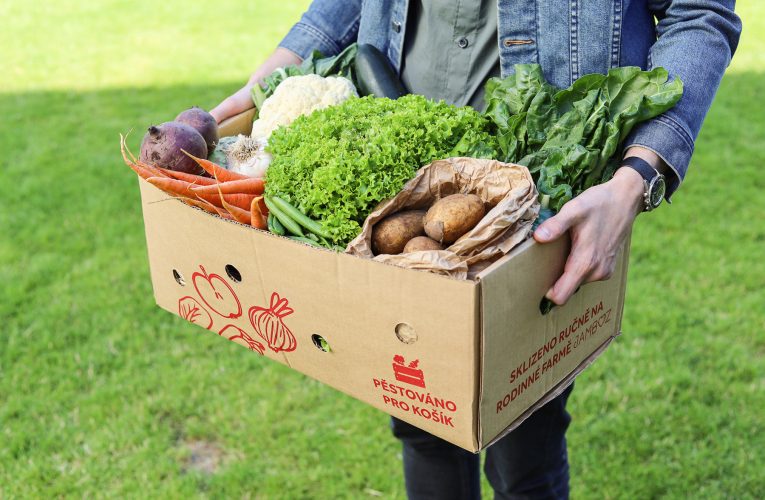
[137,110,629,452]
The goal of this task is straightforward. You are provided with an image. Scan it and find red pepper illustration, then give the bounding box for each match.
[178,296,213,330]
[249,292,297,353]
[192,265,242,319]
[219,324,265,355]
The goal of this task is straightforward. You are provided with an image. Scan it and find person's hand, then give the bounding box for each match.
[533,167,645,305]
[210,47,303,124]
[210,82,258,124]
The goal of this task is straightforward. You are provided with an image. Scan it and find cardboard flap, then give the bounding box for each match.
[219,108,256,137]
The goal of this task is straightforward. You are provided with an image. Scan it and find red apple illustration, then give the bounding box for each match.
[192,265,242,319]
[219,324,265,355]
[178,296,213,330]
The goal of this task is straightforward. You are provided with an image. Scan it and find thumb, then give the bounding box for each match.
[533,210,575,243]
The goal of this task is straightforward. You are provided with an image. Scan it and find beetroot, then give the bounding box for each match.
[175,106,219,153]
[139,122,207,174]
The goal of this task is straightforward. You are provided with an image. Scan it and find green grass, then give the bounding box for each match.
[1,1,763,498]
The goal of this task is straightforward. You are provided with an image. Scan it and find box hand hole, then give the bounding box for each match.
[225,264,242,283]
[172,269,185,286]
[395,323,417,344]
[311,334,331,352]
[539,286,581,315]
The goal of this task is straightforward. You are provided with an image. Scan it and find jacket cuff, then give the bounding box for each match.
[623,114,694,201]
[279,22,342,60]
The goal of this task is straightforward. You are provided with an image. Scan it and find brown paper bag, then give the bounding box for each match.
[346,157,539,279]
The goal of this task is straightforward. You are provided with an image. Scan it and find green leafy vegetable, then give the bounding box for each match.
[265,95,497,246]
[252,44,359,110]
[485,64,683,210]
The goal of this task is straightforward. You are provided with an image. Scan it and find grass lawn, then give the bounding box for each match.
[1,1,763,498]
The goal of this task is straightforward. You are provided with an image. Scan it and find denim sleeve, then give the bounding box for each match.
[278,0,362,59]
[624,0,742,199]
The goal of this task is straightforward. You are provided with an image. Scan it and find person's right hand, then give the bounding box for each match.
[209,47,304,124]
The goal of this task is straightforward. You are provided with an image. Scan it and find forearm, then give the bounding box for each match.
[624,0,742,198]
[248,47,303,86]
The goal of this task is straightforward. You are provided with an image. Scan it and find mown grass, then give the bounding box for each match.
[1,1,763,498]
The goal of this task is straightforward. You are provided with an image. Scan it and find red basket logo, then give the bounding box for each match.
[393,355,425,388]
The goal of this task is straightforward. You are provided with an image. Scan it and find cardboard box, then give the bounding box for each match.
[137,110,630,452]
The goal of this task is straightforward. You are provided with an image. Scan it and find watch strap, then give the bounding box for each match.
[621,156,658,183]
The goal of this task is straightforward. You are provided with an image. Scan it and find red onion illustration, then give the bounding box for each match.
[178,296,214,329]
[249,293,297,353]
[219,324,265,355]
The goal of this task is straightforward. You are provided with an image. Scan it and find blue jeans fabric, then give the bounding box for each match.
[391,384,574,500]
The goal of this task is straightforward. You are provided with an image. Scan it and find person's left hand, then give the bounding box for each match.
[532,167,645,305]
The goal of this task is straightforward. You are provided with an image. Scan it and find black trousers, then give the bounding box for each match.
[391,384,574,500]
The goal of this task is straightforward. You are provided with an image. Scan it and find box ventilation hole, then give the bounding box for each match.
[311,334,331,352]
[395,323,417,344]
[173,269,185,286]
[225,264,242,283]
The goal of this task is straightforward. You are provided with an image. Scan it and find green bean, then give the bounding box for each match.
[288,236,322,247]
[267,213,286,236]
[270,196,332,240]
[264,196,304,237]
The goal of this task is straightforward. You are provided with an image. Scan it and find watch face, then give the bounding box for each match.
[649,177,666,208]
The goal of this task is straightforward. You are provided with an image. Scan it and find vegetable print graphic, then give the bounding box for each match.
[249,292,297,353]
[176,264,298,354]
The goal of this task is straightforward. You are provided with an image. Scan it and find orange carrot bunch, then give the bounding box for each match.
[120,134,268,228]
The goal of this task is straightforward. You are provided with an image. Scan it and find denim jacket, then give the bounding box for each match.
[279,0,741,198]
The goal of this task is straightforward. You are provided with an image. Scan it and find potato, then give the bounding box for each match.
[403,236,443,253]
[372,210,427,255]
[424,194,485,244]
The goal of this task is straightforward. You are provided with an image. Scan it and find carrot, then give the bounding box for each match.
[177,196,219,215]
[195,192,256,211]
[184,151,248,182]
[145,177,197,198]
[158,167,216,185]
[257,196,269,216]
[191,178,265,195]
[250,197,268,230]
[221,197,253,225]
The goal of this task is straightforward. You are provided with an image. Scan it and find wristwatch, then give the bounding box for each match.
[620,156,666,212]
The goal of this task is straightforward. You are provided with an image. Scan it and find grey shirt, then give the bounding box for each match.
[400,0,501,112]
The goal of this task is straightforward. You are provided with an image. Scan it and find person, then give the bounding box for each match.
[212,1,741,498]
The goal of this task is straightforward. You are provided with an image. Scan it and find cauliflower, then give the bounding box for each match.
[251,74,357,139]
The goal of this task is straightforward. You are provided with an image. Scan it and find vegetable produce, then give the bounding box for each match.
[251,74,358,140]
[252,43,358,110]
[175,106,219,153]
[263,196,305,237]
[225,135,271,177]
[485,64,683,210]
[424,194,485,244]
[191,178,265,196]
[355,44,407,99]
[269,195,332,240]
[266,94,497,247]
[403,236,443,253]
[140,122,207,174]
[371,210,427,255]
[187,153,248,182]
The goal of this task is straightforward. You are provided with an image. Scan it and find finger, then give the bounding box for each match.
[533,201,581,243]
[546,251,594,305]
